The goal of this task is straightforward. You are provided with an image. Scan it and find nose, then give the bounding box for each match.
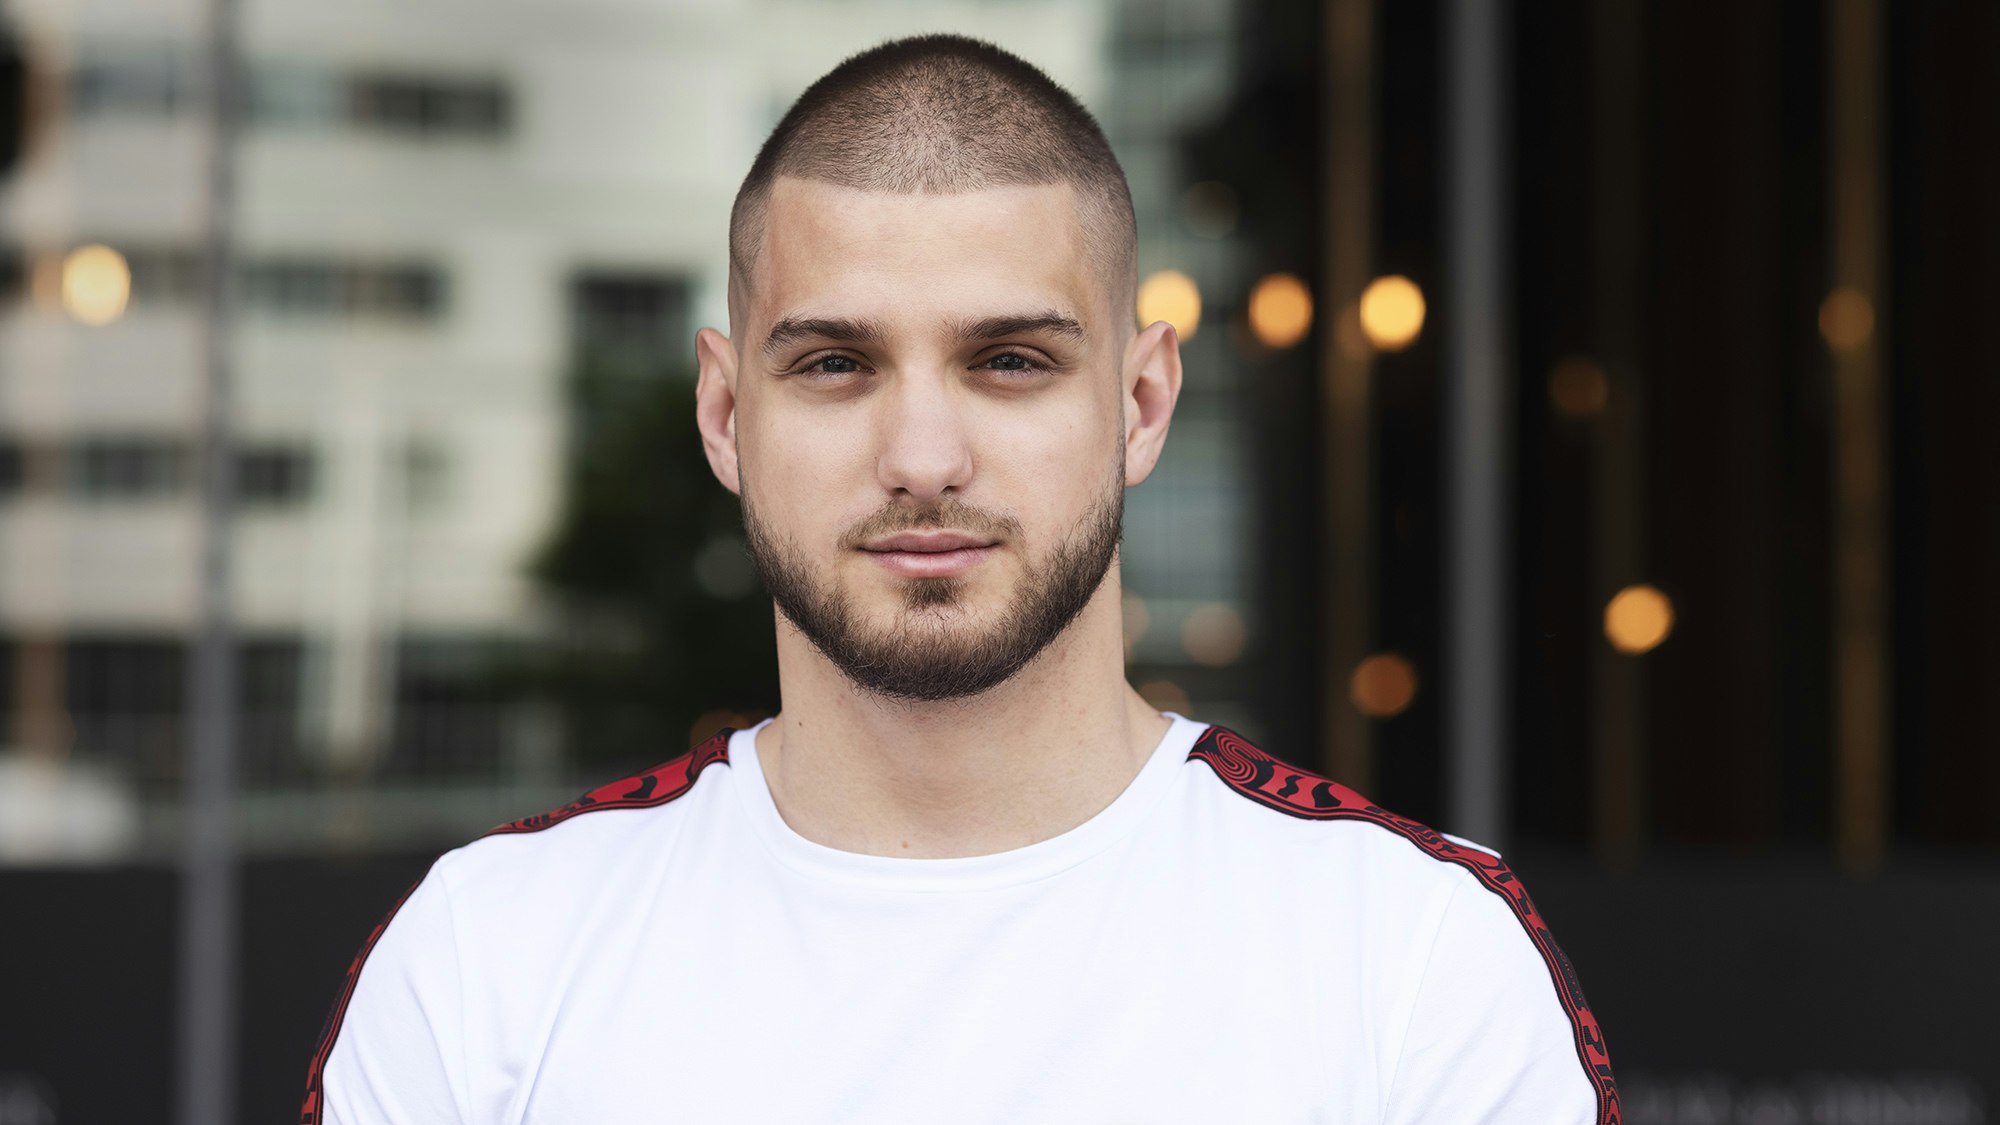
[874,367,974,505]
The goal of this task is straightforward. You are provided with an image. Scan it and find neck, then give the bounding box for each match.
[753,579,1171,858]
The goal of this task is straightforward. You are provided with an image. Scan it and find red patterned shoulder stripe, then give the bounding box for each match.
[1187,725,1621,1125]
[298,729,734,1125]
[485,727,732,835]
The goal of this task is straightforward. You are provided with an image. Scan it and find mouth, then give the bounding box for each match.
[859,530,1000,580]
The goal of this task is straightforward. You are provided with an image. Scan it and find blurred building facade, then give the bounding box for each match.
[0,0,1260,858]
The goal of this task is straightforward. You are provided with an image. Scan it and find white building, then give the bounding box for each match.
[0,0,1248,853]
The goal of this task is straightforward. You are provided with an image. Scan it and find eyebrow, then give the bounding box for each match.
[953,312,1087,344]
[760,310,1088,360]
[761,315,888,358]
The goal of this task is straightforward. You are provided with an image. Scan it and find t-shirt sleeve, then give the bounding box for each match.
[312,863,470,1125]
[1382,870,1611,1125]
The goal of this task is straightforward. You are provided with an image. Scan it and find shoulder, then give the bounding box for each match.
[302,731,738,1123]
[1180,722,1505,921]
[1185,724,1487,863]
[1183,724,1618,1121]
[442,728,740,900]
[1181,722,1561,969]
[488,727,733,837]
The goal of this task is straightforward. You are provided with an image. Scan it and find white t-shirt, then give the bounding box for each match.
[304,716,1619,1124]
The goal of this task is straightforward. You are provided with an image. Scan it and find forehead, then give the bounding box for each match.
[742,178,1104,336]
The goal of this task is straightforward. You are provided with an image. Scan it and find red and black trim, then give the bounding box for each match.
[485,727,732,836]
[1188,725,1620,1125]
[298,729,734,1124]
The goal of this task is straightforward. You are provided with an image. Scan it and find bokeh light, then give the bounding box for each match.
[1358,274,1424,351]
[1122,592,1150,656]
[61,244,132,326]
[1247,272,1313,349]
[1549,357,1610,418]
[1819,286,1874,352]
[1137,269,1201,341]
[1138,680,1191,715]
[1180,603,1246,667]
[1349,652,1419,718]
[1604,584,1675,654]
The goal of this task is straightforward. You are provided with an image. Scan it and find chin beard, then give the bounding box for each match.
[742,487,1123,704]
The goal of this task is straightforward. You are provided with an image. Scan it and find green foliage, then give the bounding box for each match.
[525,354,779,767]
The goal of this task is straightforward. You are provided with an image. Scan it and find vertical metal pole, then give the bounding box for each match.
[1828,0,1889,872]
[1321,0,1375,789]
[1588,0,1648,865]
[1442,0,1510,847]
[180,0,241,1119]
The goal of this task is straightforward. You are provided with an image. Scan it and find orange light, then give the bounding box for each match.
[1604,584,1675,654]
[1549,357,1610,418]
[1138,680,1192,715]
[1358,275,1425,351]
[1180,603,1247,667]
[1137,269,1201,341]
[1349,653,1419,718]
[1122,593,1150,656]
[1819,287,1874,352]
[61,244,131,326]
[1247,272,1313,349]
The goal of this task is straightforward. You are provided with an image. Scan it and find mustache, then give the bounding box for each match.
[836,497,1024,552]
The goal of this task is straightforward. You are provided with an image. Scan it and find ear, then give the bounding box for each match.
[1121,319,1183,487]
[694,326,742,495]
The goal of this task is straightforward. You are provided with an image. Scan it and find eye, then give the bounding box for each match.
[797,353,866,378]
[980,351,1046,375]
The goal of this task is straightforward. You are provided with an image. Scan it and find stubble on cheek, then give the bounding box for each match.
[737,470,1124,703]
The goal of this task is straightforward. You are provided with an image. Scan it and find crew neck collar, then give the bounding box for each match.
[727,714,1207,893]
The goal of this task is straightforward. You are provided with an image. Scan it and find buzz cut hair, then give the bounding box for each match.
[727,34,1138,316]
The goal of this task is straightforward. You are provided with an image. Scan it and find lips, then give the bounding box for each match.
[863,531,995,553]
[860,530,999,579]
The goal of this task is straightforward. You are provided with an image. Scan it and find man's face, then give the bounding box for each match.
[725,179,1130,702]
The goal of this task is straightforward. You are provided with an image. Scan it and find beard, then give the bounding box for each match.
[741,471,1124,704]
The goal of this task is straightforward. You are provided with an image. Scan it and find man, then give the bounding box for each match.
[303,35,1618,1124]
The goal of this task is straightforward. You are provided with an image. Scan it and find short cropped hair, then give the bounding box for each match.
[728,35,1138,316]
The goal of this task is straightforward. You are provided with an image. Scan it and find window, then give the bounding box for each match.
[125,246,203,305]
[240,258,445,319]
[246,65,344,127]
[347,74,510,137]
[0,245,444,320]
[384,637,512,780]
[0,243,24,303]
[0,438,24,498]
[349,264,444,317]
[67,438,190,499]
[569,273,690,378]
[566,273,692,448]
[239,638,307,783]
[68,46,193,117]
[63,637,184,782]
[71,52,513,140]
[241,259,342,314]
[60,635,307,784]
[236,444,315,506]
